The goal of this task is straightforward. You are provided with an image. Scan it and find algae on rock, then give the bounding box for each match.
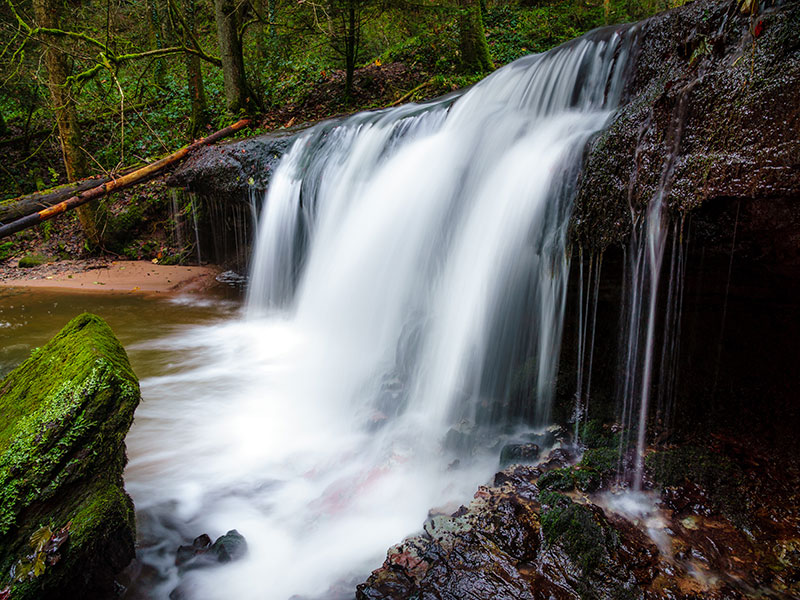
[0,313,140,599]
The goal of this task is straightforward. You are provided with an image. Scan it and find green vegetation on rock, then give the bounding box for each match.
[0,313,140,599]
[539,490,617,574]
[17,254,49,268]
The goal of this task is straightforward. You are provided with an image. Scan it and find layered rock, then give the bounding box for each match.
[0,313,140,599]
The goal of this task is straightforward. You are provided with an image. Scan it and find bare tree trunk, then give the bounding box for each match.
[183,0,207,137]
[214,0,249,113]
[457,0,493,74]
[32,0,101,246]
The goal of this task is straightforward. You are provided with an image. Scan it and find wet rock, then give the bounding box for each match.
[499,442,540,467]
[175,534,212,568]
[358,458,660,600]
[0,313,140,599]
[210,529,247,563]
[168,131,298,196]
[573,0,800,258]
[174,530,247,573]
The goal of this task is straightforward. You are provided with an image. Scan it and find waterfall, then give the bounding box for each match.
[247,27,636,432]
[126,25,639,600]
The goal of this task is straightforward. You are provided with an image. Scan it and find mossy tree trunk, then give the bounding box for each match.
[457,0,494,74]
[146,0,167,86]
[32,0,101,247]
[213,0,250,114]
[183,0,208,137]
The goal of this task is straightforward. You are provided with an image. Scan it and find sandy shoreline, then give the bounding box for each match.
[0,260,222,294]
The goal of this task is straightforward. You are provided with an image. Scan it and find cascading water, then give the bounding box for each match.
[125,26,637,600]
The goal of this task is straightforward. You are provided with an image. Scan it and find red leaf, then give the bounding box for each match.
[754,20,764,38]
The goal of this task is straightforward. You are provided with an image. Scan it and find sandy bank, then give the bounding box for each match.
[0,260,221,294]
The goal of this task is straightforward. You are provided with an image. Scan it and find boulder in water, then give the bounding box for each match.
[0,313,140,599]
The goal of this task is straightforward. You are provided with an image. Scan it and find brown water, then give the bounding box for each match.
[0,287,241,380]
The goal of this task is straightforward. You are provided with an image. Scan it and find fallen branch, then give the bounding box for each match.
[0,168,140,223]
[0,119,250,239]
[388,80,433,107]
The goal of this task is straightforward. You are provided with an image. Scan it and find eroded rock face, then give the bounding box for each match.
[0,313,140,599]
[573,0,800,252]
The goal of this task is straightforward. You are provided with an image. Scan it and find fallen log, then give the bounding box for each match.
[0,167,140,224]
[0,118,250,240]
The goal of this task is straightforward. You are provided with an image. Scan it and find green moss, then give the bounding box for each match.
[0,313,140,597]
[538,468,575,492]
[580,447,618,476]
[646,445,748,525]
[539,491,616,574]
[17,254,50,268]
[579,420,612,448]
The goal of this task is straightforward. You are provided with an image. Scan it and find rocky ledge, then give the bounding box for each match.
[573,0,800,256]
[0,313,140,599]
[358,426,800,600]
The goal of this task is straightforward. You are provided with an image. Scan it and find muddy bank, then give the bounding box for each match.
[0,260,222,295]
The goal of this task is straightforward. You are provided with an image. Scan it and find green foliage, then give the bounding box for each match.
[0,242,15,261]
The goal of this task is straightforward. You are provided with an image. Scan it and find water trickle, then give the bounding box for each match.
[618,79,695,490]
[127,26,639,600]
[573,249,603,444]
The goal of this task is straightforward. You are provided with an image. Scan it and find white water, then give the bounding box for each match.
[126,27,636,600]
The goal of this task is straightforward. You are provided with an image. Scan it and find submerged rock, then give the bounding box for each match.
[0,313,140,599]
[175,530,248,571]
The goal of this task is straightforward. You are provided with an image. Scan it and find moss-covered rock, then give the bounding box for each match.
[17,254,49,268]
[0,313,140,599]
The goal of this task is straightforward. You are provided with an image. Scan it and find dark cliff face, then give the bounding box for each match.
[573,0,800,256]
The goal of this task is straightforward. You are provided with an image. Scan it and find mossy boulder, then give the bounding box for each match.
[0,313,140,599]
[17,254,49,268]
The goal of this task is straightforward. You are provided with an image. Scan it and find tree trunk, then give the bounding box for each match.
[344,2,357,100]
[183,0,207,137]
[147,0,166,85]
[457,0,493,74]
[32,0,101,246]
[214,0,249,113]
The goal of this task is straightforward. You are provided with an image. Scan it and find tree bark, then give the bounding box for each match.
[457,0,493,74]
[213,0,249,113]
[32,0,101,246]
[183,0,207,137]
